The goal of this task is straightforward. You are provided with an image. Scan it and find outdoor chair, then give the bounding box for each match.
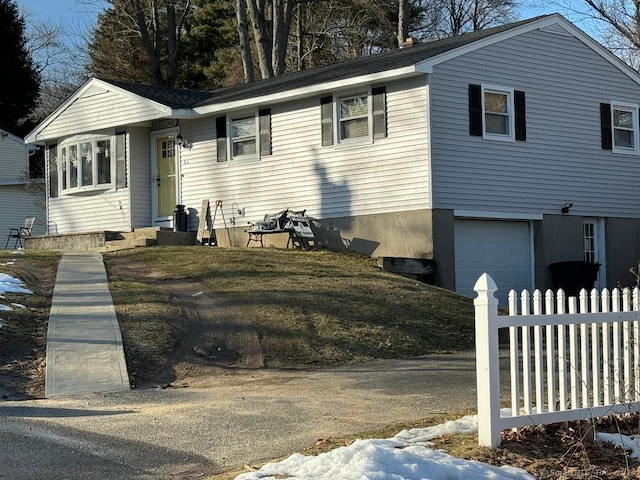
[5,216,35,249]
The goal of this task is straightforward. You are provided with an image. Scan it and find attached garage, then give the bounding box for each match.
[454,219,533,305]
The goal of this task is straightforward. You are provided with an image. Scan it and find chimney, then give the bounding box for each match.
[399,37,418,48]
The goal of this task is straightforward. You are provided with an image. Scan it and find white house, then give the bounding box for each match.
[0,129,44,248]
[25,14,640,302]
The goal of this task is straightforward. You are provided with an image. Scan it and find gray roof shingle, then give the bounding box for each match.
[102,16,548,109]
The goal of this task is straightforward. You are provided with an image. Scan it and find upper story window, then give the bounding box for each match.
[483,89,512,138]
[216,109,271,163]
[320,86,387,147]
[601,102,640,154]
[469,84,526,142]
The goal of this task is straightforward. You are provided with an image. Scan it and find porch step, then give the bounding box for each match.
[101,237,157,252]
[26,227,195,252]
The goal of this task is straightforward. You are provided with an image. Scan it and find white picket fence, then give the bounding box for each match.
[474,273,640,448]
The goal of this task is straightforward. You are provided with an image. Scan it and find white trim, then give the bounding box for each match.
[610,101,640,154]
[424,75,434,209]
[151,129,180,225]
[415,15,640,88]
[0,179,26,186]
[25,78,173,144]
[454,210,543,220]
[583,217,607,289]
[481,85,515,142]
[0,129,25,145]
[195,67,419,116]
[228,111,260,163]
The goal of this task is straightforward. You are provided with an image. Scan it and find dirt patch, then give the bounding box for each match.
[106,259,264,388]
[0,254,58,400]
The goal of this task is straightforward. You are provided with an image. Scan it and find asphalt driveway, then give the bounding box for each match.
[0,354,478,479]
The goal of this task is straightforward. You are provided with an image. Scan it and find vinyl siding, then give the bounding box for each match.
[38,88,167,141]
[179,76,430,229]
[430,28,640,218]
[129,127,152,228]
[0,137,28,181]
[0,186,45,247]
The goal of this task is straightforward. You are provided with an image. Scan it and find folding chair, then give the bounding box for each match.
[5,216,35,249]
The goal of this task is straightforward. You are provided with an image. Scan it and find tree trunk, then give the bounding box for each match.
[166,3,178,87]
[272,0,295,75]
[397,0,408,46]
[246,0,274,78]
[132,0,164,85]
[236,0,255,82]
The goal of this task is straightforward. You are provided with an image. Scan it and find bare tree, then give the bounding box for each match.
[236,0,255,81]
[88,0,194,87]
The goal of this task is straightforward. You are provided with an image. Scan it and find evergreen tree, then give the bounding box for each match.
[0,0,40,135]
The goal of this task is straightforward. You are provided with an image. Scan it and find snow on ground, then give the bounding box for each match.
[235,409,640,480]
[597,432,640,459]
[235,413,535,480]
[0,272,32,311]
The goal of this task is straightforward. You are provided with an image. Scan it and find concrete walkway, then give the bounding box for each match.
[45,252,129,397]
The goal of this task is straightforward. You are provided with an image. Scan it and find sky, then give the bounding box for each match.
[12,0,603,43]
[15,0,103,25]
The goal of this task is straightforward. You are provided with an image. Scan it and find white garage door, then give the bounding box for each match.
[454,219,532,305]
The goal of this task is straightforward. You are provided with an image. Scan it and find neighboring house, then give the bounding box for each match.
[24,14,640,303]
[0,129,44,248]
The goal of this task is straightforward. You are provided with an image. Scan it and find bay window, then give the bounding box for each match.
[57,135,114,193]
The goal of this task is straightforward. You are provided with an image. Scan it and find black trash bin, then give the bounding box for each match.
[548,261,600,296]
[173,204,188,232]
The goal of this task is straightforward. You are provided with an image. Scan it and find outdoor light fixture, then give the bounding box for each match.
[176,134,191,149]
[561,202,573,214]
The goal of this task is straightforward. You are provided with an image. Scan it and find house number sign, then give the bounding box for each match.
[152,119,179,130]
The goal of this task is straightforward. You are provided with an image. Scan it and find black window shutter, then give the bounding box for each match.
[514,90,526,141]
[216,116,227,162]
[600,103,612,150]
[469,84,482,136]
[48,144,58,198]
[372,86,387,139]
[259,108,272,156]
[320,96,333,146]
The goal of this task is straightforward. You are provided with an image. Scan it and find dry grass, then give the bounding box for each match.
[0,250,60,399]
[104,246,475,368]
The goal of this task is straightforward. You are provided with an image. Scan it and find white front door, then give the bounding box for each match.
[153,135,178,224]
[583,218,606,289]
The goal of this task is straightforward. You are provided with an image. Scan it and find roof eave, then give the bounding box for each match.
[415,14,640,86]
[26,78,175,143]
[194,65,421,115]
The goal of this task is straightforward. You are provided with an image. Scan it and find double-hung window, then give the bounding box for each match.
[600,102,640,153]
[613,104,637,151]
[339,94,369,141]
[483,89,512,138]
[231,116,258,158]
[469,84,526,142]
[216,109,272,163]
[320,86,387,146]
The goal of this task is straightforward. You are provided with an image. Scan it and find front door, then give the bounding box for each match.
[583,218,606,289]
[154,136,178,223]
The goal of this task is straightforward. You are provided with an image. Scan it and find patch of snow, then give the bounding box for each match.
[235,413,535,480]
[0,273,33,295]
[0,305,12,311]
[597,432,640,459]
[10,303,26,309]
